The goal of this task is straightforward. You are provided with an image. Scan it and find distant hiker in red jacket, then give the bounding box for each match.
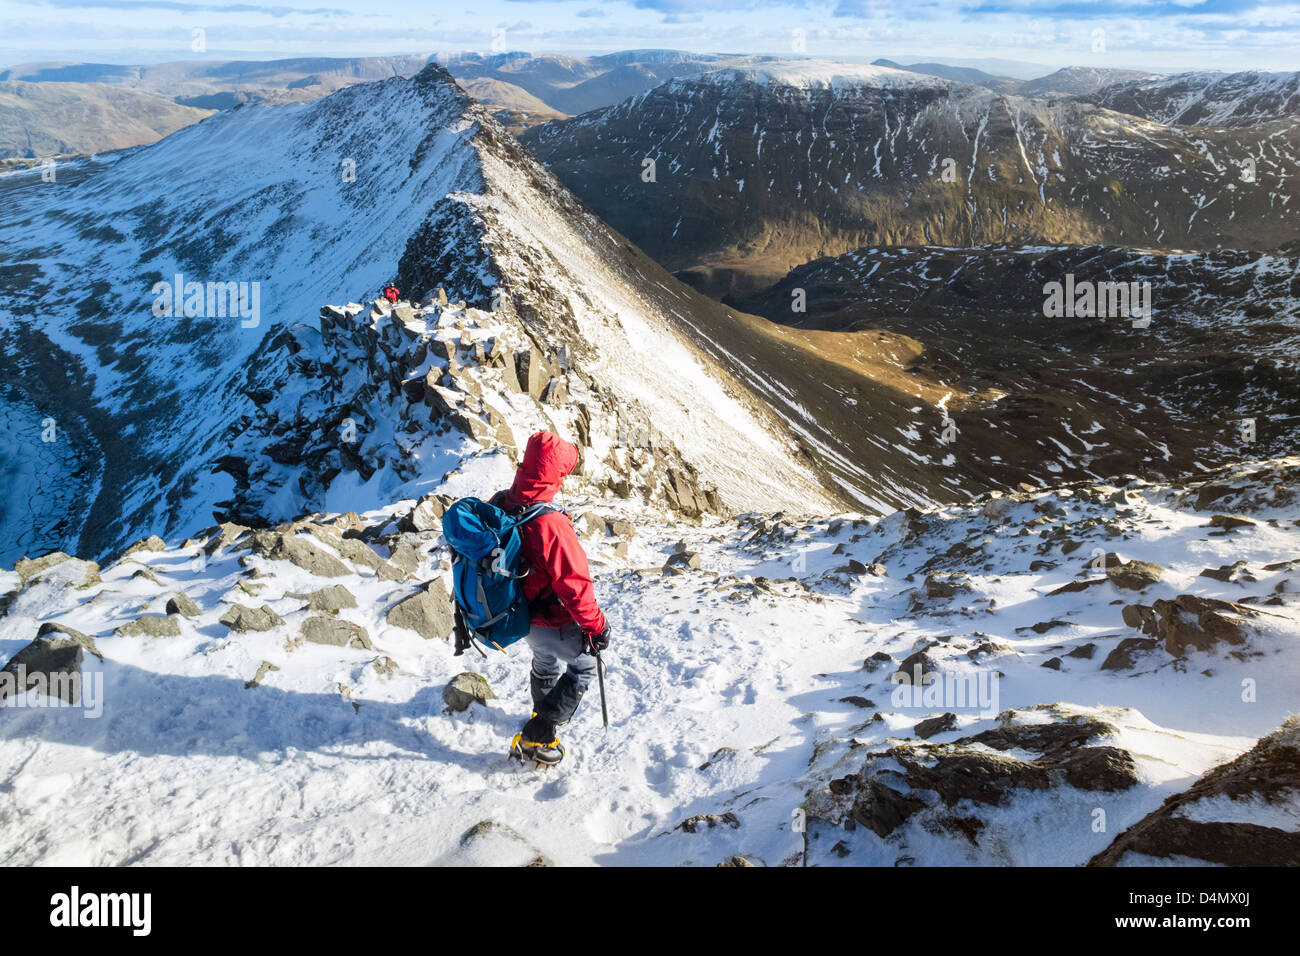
[493,431,610,766]
[383,283,400,303]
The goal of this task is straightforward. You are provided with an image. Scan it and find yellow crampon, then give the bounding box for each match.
[508,732,565,768]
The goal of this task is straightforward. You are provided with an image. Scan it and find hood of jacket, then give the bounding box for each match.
[507,431,579,505]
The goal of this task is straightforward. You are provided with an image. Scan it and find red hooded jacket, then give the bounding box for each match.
[493,431,607,635]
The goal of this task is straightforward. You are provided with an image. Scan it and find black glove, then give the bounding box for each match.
[583,623,610,655]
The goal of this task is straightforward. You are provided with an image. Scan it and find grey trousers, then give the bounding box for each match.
[526,621,597,726]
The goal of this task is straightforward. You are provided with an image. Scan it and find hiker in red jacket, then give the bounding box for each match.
[383,283,400,303]
[493,431,610,765]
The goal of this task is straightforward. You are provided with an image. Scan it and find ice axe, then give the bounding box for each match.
[595,650,609,730]
[585,630,609,730]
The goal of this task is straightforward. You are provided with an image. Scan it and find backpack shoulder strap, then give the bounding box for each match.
[513,502,566,526]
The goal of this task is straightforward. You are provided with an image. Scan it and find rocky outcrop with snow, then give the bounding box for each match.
[2,427,1296,864]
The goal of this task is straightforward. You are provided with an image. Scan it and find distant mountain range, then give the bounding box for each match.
[523,60,1300,296]
[0,55,434,109]
[872,60,1156,96]
[5,50,1277,163]
[1082,70,1300,127]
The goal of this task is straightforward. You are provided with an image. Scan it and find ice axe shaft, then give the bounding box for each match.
[596,651,609,729]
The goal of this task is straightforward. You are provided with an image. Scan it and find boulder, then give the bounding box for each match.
[250,532,350,578]
[924,572,971,599]
[202,522,251,556]
[893,648,936,683]
[1084,551,1124,571]
[1207,514,1255,531]
[385,580,454,640]
[915,713,958,739]
[165,593,201,617]
[1199,561,1254,583]
[540,377,568,405]
[1048,577,1104,596]
[285,584,357,613]
[335,537,405,581]
[1100,636,1160,671]
[0,626,102,705]
[301,616,372,650]
[388,542,422,576]
[466,406,515,450]
[15,552,72,584]
[848,779,928,838]
[443,672,497,712]
[1122,594,1254,655]
[839,696,875,708]
[114,615,182,638]
[1153,594,1254,655]
[122,535,166,558]
[663,551,702,573]
[575,512,607,537]
[450,820,550,867]
[906,750,1052,807]
[980,498,1015,522]
[675,812,740,834]
[15,553,100,589]
[1106,560,1164,591]
[219,603,285,633]
[1059,746,1140,792]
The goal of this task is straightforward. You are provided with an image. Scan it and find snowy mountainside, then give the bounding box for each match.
[1085,70,1300,128]
[0,68,484,564]
[522,64,1300,296]
[735,243,1300,480]
[0,62,840,567]
[2,423,1297,864]
[1018,66,1158,98]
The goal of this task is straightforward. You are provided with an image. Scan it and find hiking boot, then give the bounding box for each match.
[509,732,565,766]
[510,714,565,766]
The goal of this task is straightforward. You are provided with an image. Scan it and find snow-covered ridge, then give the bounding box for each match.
[0,61,838,565]
[1088,68,1300,127]
[689,58,953,92]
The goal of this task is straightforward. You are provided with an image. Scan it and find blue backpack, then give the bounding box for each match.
[441,497,560,655]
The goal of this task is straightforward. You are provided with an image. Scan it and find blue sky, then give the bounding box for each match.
[1,0,1297,72]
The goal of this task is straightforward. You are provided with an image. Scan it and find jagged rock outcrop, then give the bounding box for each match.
[1090,716,1300,866]
[802,706,1138,862]
[1122,594,1256,655]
